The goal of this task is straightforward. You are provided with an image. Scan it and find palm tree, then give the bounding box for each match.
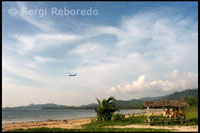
[95,96,119,121]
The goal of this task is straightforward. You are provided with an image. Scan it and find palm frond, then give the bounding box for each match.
[96,98,102,108]
[106,96,116,104]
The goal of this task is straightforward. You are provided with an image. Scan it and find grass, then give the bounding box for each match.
[185,106,198,120]
[83,115,147,129]
[6,127,171,132]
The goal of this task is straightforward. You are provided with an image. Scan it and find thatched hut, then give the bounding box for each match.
[143,100,189,123]
[143,100,189,108]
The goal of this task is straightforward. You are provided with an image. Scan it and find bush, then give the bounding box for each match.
[184,98,198,106]
[112,113,125,121]
[187,118,198,125]
[95,97,118,121]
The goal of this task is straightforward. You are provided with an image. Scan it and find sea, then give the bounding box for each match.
[2,109,161,124]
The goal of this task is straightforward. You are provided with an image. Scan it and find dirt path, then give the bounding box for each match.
[106,124,198,132]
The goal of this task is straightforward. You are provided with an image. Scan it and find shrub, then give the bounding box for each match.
[112,113,125,121]
[95,97,119,121]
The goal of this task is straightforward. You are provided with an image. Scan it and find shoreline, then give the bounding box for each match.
[2,111,198,132]
[2,109,162,124]
[2,111,162,132]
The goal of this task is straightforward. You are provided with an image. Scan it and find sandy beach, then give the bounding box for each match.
[1,112,150,132]
[2,118,92,132]
[2,111,198,132]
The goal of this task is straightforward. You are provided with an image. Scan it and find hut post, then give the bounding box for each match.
[147,106,150,122]
[163,106,165,117]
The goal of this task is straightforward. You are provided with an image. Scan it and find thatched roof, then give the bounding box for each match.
[143,100,189,108]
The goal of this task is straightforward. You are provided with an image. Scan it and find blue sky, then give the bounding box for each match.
[2,2,198,107]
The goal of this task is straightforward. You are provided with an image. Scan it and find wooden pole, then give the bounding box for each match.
[147,106,150,123]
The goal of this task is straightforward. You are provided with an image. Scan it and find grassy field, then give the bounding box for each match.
[6,127,171,132]
[185,106,198,120]
[83,115,148,128]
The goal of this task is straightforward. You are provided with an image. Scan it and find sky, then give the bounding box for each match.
[2,2,198,107]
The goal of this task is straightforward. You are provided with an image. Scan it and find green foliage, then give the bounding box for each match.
[185,105,198,120]
[125,114,147,124]
[184,98,198,106]
[83,115,147,129]
[95,97,119,121]
[160,88,198,101]
[111,113,125,121]
[186,118,198,125]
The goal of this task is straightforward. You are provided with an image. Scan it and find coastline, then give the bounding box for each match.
[2,111,161,132]
[2,108,162,124]
[2,111,198,132]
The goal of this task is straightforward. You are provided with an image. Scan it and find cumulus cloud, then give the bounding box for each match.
[109,70,198,94]
[106,87,116,94]
[164,70,179,79]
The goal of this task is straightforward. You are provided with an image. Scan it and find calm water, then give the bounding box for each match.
[2,109,160,124]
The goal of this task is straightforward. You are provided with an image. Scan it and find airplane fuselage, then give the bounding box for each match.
[69,74,76,76]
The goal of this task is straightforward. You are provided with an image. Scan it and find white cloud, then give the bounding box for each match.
[70,42,106,55]
[106,87,116,94]
[164,70,179,79]
[12,33,81,54]
[17,2,55,31]
[110,70,198,94]
[25,62,38,68]
[33,56,55,63]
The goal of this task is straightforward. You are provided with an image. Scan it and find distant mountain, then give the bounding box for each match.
[3,88,198,110]
[3,103,76,110]
[139,96,163,101]
[114,99,142,109]
[79,103,98,108]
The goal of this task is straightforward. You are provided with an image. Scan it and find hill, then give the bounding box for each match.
[3,88,198,110]
[114,88,198,108]
[160,89,198,101]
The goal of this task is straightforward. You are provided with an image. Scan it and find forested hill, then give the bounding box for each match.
[113,88,198,109]
[159,88,198,101]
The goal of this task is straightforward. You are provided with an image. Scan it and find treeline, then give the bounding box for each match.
[184,98,198,107]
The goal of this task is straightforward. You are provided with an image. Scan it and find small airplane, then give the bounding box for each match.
[66,72,77,77]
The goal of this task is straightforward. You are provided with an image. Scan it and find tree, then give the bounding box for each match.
[95,96,118,121]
